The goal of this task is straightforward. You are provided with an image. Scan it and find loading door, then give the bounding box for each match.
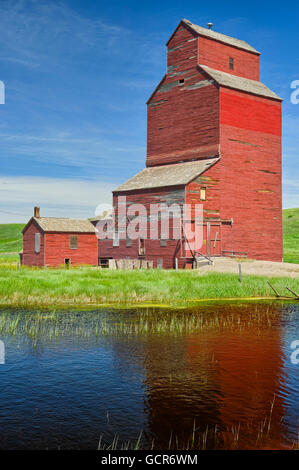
[207,222,221,257]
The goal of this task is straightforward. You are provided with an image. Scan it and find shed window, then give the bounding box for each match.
[113,232,119,247]
[160,238,167,247]
[200,188,206,201]
[35,233,40,253]
[179,79,184,85]
[229,57,234,70]
[138,238,145,256]
[126,236,132,248]
[70,235,78,249]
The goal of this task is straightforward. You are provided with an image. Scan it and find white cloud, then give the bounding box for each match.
[0,0,129,68]
[0,130,145,173]
[0,176,115,223]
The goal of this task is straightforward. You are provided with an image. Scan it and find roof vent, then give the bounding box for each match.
[207,22,213,29]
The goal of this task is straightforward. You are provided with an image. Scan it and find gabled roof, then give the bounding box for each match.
[174,19,260,55]
[114,158,219,192]
[23,217,96,234]
[199,64,282,101]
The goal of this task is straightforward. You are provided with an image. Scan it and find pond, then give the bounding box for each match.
[0,302,298,450]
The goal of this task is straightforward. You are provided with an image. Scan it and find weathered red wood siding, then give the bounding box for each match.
[185,164,221,221]
[99,187,187,268]
[22,220,45,267]
[185,163,222,256]
[44,233,98,267]
[22,224,98,267]
[147,24,219,167]
[219,88,283,261]
[99,239,183,269]
[197,35,260,80]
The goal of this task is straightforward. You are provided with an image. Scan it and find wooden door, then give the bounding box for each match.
[208,223,221,256]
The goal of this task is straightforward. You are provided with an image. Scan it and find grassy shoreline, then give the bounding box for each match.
[0,266,298,308]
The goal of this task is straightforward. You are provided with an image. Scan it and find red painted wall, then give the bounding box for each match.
[197,35,260,80]
[147,24,220,167]
[167,24,198,72]
[185,162,222,256]
[22,220,45,267]
[219,88,282,261]
[22,220,98,267]
[147,69,219,167]
[44,232,98,267]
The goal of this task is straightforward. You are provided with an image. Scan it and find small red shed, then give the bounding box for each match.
[21,208,98,267]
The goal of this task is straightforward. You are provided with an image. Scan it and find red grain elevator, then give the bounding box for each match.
[98,18,283,266]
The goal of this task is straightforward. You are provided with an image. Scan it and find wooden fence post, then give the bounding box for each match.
[238,263,242,283]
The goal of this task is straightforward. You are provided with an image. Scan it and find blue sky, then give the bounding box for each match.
[0,0,298,222]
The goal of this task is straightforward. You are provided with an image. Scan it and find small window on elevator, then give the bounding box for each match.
[200,188,206,201]
[113,231,119,247]
[229,57,234,70]
[138,238,145,256]
[35,233,40,253]
[70,235,78,249]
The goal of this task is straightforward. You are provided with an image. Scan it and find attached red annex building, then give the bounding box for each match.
[21,208,98,267]
[98,19,283,268]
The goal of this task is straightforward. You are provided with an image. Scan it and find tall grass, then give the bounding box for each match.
[97,416,297,450]
[0,266,298,307]
[0,303,282,343]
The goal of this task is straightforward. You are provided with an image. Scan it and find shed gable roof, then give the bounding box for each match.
[199,64,282,101]
[23,217,96,234]
[114,158,219,192]
[177,19,260,55]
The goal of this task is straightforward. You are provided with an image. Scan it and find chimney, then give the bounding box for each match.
[34,206,40,218]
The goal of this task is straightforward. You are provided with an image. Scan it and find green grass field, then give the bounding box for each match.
[0,267,298,307]
[0,223,24,255]
[0,210,297,307]
[283,208,299,263]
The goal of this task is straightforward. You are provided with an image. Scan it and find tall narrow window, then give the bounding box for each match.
[138,238,145,256]
[113,231,119,247]
[160,238,167,247]
[35,233,40,253]
[70,235,78,249]
[229,57,234,70]
[200,188,206,201]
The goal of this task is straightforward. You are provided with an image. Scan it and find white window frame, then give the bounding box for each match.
[35,233,40,253]
[113,231,119,247]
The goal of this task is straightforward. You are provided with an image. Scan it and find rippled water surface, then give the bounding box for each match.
[0,302,298,449]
